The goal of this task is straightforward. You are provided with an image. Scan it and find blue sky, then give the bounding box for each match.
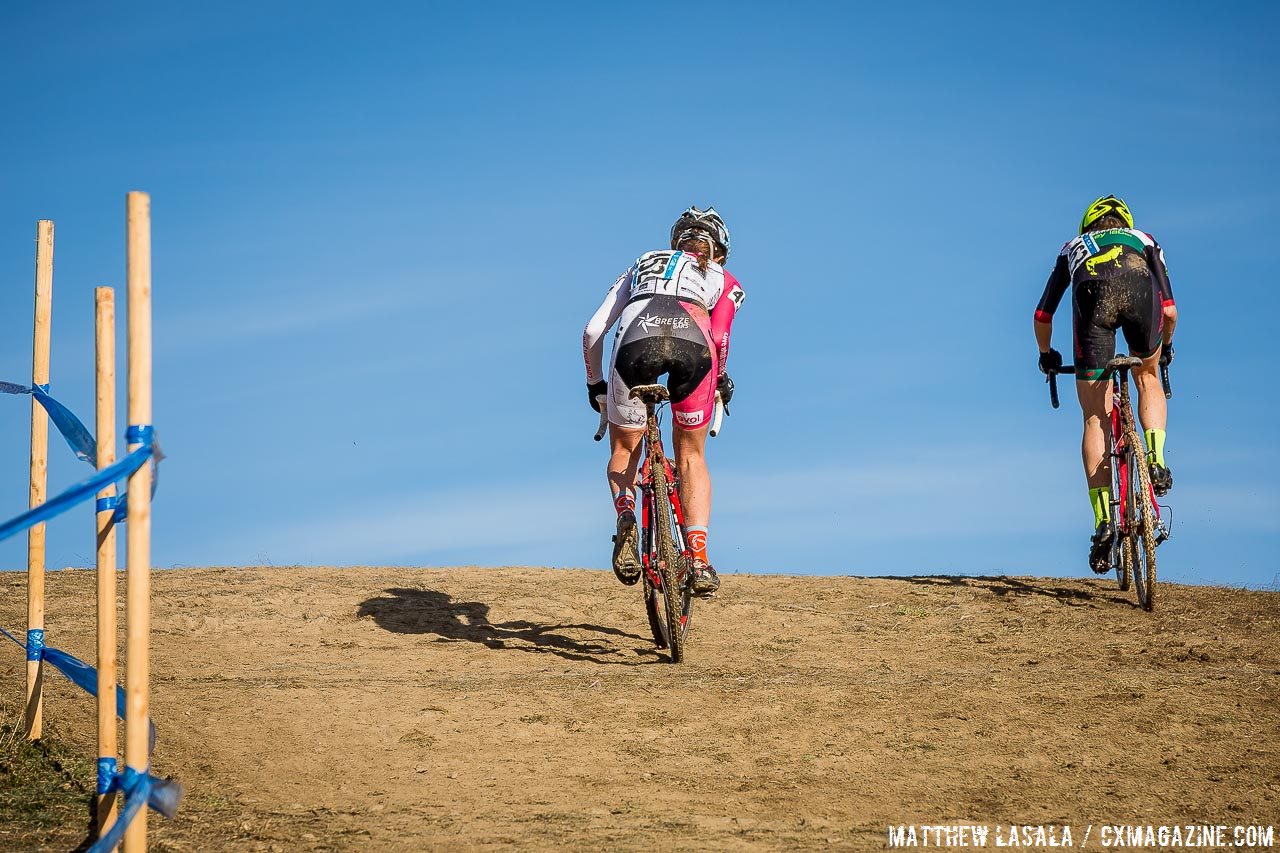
[1,2,1276,587]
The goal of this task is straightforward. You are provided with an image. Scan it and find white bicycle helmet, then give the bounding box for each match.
[670,206,731,261]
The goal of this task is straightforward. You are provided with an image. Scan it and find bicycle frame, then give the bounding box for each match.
[1108,372,1163,541]
[1048,364,1166,539]
[641,461,688,578]
[638,404,692,621]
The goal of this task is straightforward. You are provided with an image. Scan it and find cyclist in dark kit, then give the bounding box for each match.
[1034,195,1178,573]
[582,207,744,597]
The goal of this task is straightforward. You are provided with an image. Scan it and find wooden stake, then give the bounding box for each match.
[95,286,120,838]
[26,219,53,741]
[124,192,152,853]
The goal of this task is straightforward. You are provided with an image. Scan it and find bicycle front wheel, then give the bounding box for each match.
[642,568,668,650]
[1115,533,1132,591]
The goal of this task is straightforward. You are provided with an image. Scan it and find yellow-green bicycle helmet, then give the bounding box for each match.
[1080,195,1134,233]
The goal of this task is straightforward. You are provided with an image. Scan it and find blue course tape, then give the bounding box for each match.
[88,769,152,853]
[41,646,128,722]
[0,441,152,543]
[97,757,118,795]
[0,380,97,465]
[87,767,183,852]
[2,617,170,788]
[26,628,44,661]
[1,625,158,752]
[0,412,179,839]
[96,496,119,513]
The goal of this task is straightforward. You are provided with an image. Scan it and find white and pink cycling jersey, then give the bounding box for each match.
[583,249,745,429]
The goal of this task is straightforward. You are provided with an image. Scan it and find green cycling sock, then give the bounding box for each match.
[1145,429,1167,467]
[1089,486,1111,529]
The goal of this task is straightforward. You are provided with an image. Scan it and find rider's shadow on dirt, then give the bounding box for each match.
[356,587,660,665]
[900,575,1134,607]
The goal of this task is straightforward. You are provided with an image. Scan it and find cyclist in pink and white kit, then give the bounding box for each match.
[583,207,745,597]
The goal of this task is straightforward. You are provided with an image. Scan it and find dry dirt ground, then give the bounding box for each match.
[1,566,1278,851]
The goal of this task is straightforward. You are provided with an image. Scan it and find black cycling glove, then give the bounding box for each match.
[1038,348,1063,375]
[1160,343,1174,367]
[716,373,734,406]
[587,380,607,413]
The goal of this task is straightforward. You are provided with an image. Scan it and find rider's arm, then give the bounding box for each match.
[1144,236,1177,345]
[1162,303,1178,346]
[710,271,745,377]
[583,267,633,383]
[1033,254,1070,352]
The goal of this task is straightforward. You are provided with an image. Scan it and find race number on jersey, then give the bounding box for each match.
[627,250,728,312]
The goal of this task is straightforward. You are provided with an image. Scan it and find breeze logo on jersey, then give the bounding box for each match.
[637,313,692,333]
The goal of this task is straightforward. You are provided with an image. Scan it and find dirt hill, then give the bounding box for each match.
[2,567,1277,851]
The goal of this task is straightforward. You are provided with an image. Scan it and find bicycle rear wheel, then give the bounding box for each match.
[646,426,688,663]
[1119,384,1158,610]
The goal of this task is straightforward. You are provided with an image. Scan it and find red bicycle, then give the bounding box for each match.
[594,384,725,662]
[1047,356,1172,610]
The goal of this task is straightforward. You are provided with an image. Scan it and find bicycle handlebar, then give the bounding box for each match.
[708,393,726,437]
[1045,365,1075,410]
[593,396,608,441]
[1045,361,1174,409]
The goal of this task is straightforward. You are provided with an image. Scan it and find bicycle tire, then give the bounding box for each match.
[646,420,687,663]
[643,569,668,650]
[640,484,669,649]
[1115,532,1132,591]
[1119,381,1158,611]
[1122,531,1140,597]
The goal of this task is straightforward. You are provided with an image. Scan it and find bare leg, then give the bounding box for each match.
[607,424,644,499]
[672,424,710,527]
[1131,347,1166,433]
[1077,378,1113,490]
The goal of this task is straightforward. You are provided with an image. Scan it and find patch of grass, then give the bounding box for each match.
[397,730,438,748]
[0,701,95,850]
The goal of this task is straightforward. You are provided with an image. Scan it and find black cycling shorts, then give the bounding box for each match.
[1072,269,1163,380]
[607,295,716,429]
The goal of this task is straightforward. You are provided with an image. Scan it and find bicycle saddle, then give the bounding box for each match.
[629,384,670,404]
[1106,356,1145,372]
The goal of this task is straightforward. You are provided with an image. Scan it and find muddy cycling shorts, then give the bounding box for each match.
[1072,268,1164,380]
[607,295,716,431]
